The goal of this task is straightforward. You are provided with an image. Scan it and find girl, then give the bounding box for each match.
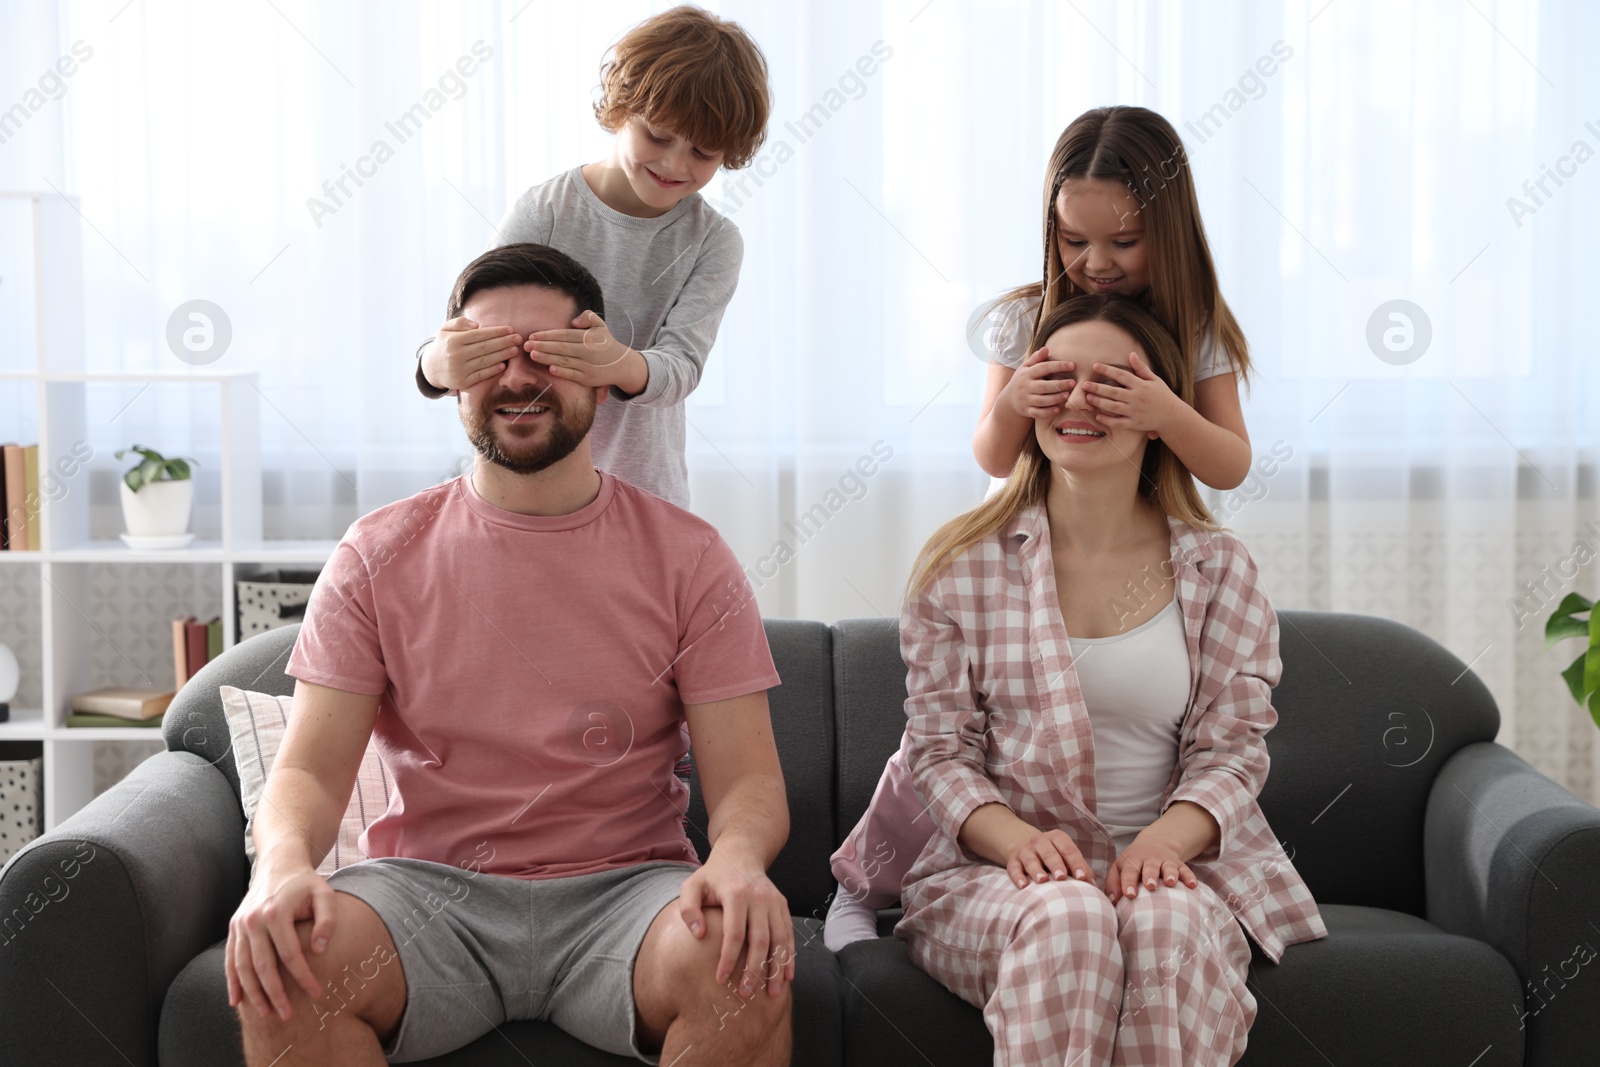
[975,104,1254,490]
[897,293,1321,1065]
[825,105,1260,949]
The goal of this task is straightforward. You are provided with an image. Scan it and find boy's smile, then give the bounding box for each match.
[614,115,724,215]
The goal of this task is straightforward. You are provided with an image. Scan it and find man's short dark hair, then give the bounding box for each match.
[446,243,605,321]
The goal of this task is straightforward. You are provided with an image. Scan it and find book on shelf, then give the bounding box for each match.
[173,614,222,688]
[22,444,39,551]
[67,711,165,729]
[185,618,209,681]
[2,443,26,551]
[172,615,194,688]
[68,686,175,721]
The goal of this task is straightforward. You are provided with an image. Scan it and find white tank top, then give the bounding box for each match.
[1066,597,1189,848]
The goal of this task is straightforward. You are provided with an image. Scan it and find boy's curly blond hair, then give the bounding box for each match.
[594,5,771,170]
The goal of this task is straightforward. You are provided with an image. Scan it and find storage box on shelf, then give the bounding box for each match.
[2,190,336,831]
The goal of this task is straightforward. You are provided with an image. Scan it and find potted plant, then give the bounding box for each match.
[115,445,200,549]
[1545,592,1599,725]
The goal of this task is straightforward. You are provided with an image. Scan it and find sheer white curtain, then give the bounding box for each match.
[3,0,1596,798]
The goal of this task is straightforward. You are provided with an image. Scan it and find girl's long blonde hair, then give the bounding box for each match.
[909,294,1217,601]
[996,106,1252,385]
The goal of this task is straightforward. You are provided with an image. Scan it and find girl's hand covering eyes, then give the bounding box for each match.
[1080,349,1180,439]
[999,347,1079,422]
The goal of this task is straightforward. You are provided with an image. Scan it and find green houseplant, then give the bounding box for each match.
[114,445,200,547]
[1545,592,1600,726]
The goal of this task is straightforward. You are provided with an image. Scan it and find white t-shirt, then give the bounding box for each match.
[1066,596,1190,850]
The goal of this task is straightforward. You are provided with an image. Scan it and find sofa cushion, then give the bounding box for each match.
[1263,611,1500,916]
[837,904,1523,1067]
[829,617,905,848]
[685,619,838,921]
[221,685,391,875]
[836,934,990,1067]
[1239,904,1523,1066]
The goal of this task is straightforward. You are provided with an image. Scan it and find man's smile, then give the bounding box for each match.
[493,394,554,424]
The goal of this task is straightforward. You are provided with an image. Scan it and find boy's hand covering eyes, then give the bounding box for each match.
[524,310,641,391]
[423,317,524,395]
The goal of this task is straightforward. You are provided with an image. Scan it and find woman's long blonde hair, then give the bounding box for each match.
[909,294,1217,601]
[994,106,1252,385]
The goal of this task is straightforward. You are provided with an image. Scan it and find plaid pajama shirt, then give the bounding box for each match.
[876,507,1325,1067]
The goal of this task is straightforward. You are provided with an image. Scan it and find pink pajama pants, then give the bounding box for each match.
[898,865,1256,1067]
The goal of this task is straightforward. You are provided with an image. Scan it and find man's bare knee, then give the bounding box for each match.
[642,906,790,1036]
[236,891,405,1043]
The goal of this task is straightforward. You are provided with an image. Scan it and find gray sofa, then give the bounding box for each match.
[1,611,1597,1065]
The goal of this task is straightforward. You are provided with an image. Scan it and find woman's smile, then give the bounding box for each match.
[1054,418,1107,442]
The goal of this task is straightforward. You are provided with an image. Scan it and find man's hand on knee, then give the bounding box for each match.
[676,846,795,999]
[227,859,339,1021]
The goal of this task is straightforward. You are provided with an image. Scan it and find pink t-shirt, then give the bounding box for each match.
[285,471,779,880]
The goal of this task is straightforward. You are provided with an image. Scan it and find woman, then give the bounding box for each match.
[892,293,1324,1066]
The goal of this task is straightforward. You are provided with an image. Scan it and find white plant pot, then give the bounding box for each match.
[119,479,194,538]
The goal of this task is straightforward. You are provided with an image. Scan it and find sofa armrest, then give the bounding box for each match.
[0,750,247,1066]
[1425,741,1600,1066]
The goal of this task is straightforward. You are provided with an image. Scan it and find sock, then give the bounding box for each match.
[823,883,880,952]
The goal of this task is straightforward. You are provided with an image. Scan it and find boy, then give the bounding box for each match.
[417,4,770,509]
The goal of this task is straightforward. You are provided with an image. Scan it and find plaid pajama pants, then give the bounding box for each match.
[898,864,1255,1067]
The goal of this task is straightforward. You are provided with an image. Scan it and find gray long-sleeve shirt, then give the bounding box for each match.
[419,166,743,508]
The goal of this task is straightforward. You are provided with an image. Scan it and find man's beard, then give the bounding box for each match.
[462,386,595,475]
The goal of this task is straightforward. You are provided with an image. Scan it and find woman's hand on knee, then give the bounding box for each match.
[1105,837,1199,901]
[1003,829,1095,890]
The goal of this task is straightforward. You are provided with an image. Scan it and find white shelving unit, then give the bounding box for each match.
[1,191,337,830]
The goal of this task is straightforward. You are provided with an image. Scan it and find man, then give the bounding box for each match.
[225,243,793,1066]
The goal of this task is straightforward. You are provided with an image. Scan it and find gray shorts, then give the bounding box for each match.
[326,856,694,1063]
